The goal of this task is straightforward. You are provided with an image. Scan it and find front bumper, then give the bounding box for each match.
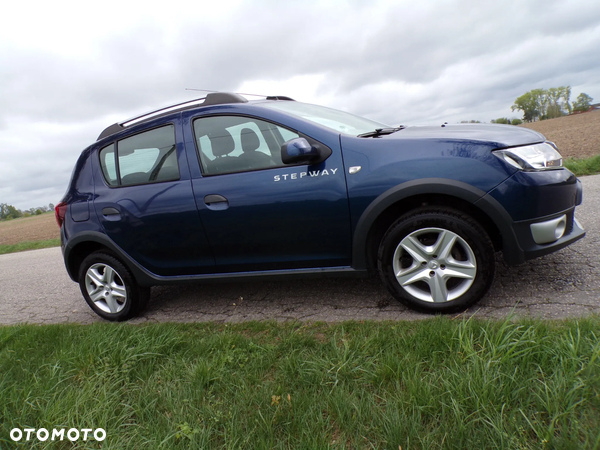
[482,170,585,265]
[511,207,585,263]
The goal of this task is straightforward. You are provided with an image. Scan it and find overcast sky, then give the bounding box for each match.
[1,0,599,210]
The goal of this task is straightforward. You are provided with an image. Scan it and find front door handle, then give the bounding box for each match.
[204,194,229,211]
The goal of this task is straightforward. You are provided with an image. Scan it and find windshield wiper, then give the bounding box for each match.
[358,126,405,138]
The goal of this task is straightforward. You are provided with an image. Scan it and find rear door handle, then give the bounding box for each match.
[102,207,120,216]
[204,194,229,211]
[102,207,121,221]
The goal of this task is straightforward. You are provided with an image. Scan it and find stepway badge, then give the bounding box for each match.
[274,168,339,182]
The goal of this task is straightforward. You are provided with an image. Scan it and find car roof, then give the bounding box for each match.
[96,92,295,141]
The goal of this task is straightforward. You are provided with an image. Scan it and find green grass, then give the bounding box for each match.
[0,238,60,255]
[1,318,599,449]
[564,155,600,176]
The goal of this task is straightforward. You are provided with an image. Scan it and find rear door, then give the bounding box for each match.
[185,114,352,273]
[93,122,215,276]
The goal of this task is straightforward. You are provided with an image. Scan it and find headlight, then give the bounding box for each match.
[493,143,563,171]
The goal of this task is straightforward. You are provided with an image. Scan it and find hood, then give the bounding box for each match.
[381,123,545,149]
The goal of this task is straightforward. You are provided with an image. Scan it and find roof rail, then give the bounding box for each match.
[96,92,249,141]
[266,95,295,101]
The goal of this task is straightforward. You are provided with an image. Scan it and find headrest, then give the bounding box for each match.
[208,132,235,157]
[240,128,260,153]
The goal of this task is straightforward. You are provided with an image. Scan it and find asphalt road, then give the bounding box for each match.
[1,175,599,325]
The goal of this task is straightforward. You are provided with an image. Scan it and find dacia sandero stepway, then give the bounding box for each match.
[56,92,585,320]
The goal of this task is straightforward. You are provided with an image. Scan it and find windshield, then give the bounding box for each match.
[261,101,389,136]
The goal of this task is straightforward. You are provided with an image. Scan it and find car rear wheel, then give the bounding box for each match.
[377,207,495,313]
[78,252,150,321]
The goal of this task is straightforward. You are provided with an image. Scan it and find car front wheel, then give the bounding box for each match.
[78,252,150,321]
[377,207,495,313]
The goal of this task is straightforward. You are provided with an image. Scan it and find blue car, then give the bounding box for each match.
[55,92,585,320]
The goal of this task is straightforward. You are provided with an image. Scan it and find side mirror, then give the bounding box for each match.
[281,138,321,165]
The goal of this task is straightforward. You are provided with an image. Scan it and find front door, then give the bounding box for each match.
[188,115,351,273]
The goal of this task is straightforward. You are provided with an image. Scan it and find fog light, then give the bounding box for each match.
[530,215,567,244]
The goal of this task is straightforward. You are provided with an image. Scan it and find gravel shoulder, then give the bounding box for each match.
[1,175,598,325]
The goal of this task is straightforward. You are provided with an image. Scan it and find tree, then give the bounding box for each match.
[512,86,577,121]
[491,118,511,124]
[545,87,565,119]
[511,118,523,125]
[561,86,572,114]
[511,90,543,122]
[573,93,593,112]
[0,203,23,220]
[532,88,549,119]
[545,104,564,119]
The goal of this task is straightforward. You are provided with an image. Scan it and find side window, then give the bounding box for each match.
[98,125,180,186]
[99,144,118,186]
[278,127,299,143]
[193,116,299,175]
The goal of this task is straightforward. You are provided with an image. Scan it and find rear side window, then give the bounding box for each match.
[98,125,179,186]
[99,144,118,186]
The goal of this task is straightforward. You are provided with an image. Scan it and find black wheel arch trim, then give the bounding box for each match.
[351,177,525,269]
[63,231,158,286]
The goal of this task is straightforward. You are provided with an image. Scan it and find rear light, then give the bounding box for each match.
[55,202,67,227]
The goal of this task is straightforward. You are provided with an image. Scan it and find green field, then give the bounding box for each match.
[0,238,60,255]
[564,155,600,177]
[1,318,599,449]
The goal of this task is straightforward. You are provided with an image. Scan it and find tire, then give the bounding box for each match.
[377,207,495,313]
[78,252,150,321]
